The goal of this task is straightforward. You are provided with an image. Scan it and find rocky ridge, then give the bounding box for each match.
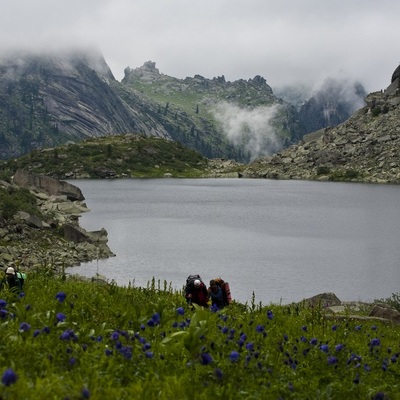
[242,66,400,183]
[0,170,114,273]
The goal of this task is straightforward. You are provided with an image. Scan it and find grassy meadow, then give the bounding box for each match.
[0,270,399,399]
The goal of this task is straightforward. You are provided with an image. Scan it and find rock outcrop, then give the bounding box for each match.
[242,64,400,184]
[0,172,114,272]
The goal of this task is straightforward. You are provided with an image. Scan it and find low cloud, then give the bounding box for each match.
[212,102,282,161]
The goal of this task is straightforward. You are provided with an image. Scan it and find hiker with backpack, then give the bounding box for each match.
[185,275,209,307]
[0,266,24,294]
[208,278,232,309]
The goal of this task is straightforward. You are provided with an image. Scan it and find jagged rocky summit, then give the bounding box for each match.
[0,170,114,273]
[242,64,400,184]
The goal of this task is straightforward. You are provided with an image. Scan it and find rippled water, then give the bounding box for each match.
[66,178,400,305]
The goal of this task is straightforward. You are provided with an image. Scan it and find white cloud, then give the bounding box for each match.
[212,102,282,161]
[0,0,399,92]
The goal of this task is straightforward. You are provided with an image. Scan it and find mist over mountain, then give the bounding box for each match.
[0,48,368,162]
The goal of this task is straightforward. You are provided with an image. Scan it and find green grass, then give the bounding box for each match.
[0,271,399,399]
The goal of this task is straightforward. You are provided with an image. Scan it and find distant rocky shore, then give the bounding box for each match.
[0,170,114,274]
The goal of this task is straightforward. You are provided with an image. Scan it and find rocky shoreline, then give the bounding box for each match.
[0,170,114,274]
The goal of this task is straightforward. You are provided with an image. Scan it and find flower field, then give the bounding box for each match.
[0,271,399,399]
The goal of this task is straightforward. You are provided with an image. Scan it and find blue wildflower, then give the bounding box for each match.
[310,338,318,346]
[230,351,240,362]
[301,325,307,332]
[327,356,338,365]
[214,368,223,379]
[60,329,78,341]
[19,322,31,332]
[0,299,7,309]
[105,349,113,356]
[369,338,381,348]
[33,329,41,338]
[140,324,146,330]
[199,353,213,365]
[332,324,337,331]
[145,351,154,358]
[372,393,386,400]
[110,331,119,341]
[56,313,66,323]
[25,304,31,311]
[335,344,344,352]
[245,342,254,351]
[172,322,178,328]
[0,309,8,319]
[256,324,265,333]
[69,357,76,366]
[210,303,220,313]
[82,387,90,399]
[221,326,228,334]
[371,325,377,331]
[56,291,66,303]
[320,344,329,353]
[176,307,185,316]
[18,292,25,298]
[364,363,371,371]
[1,368,17,386]
[267,310,274,320]
[42,326,51,334]
[355,325,362,331]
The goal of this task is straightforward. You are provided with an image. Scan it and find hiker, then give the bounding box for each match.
[0,267,23,293]
[186,278,209,307]
[208,279,227,309]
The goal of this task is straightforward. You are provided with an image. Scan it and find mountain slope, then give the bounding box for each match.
[242,65,400,184]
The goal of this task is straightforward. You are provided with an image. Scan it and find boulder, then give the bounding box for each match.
[13,169,84,201]
[302,292,342,308]
[369,304,400,323]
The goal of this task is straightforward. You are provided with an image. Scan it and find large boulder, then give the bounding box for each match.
[13,169,84,201]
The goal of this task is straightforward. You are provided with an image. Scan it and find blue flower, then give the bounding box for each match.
[310,338,318,346]
[151,312,161,325]
[60,329,78,341]
[19,322,31,332]
[1,368,17,386]
[327,356,338,365]
[145,351,154,359]
[301,325,307,332]
[267,310,274,320]
[332,324,338,331]
[110,331,119,341]
[221,326,228,334]
[56,291,66,303]
[230,351,240,362]
[0,309,8,319]
[320,344,329,353]
[210,304,220,313]
[105,349,113,356]
[0,299,7,309]
[335,344,344,352]
[56,313,66,323]
[214,368,223,379]
[245,342,254,351]
[176,307,185,316]
[82,387,90,399]
[355,325,362,331]
[42,326,51,334]
[199,353,213,365]
[369,338,381,348]
[256,324,265,333]
[33,329,41,338]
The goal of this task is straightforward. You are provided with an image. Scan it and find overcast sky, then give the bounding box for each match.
[1,0,399,93]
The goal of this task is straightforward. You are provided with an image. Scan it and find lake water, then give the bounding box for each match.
[65,178,400,305]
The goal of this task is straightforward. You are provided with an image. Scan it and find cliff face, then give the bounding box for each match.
[242,65,400,184]
[0,50,170,159]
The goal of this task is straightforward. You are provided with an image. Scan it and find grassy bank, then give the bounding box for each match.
[0,271,399,399]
